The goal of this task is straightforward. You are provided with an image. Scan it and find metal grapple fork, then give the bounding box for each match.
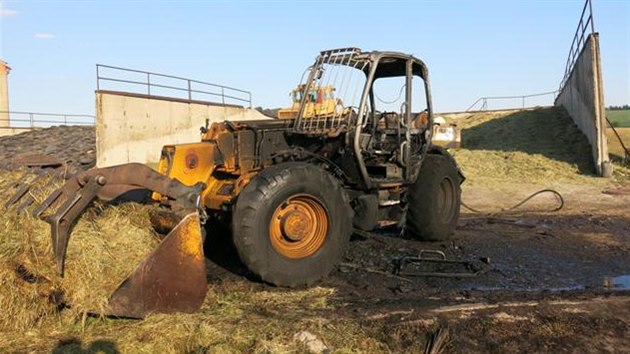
[3,170,72,214]
[4,162,209,318]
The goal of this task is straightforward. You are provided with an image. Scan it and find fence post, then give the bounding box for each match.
[29,113,34,127]
[588,0,595,32]
[221,87,225,105]
[188,80,192,100]
[147,73,151,96]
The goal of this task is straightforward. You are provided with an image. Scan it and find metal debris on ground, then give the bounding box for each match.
[3,154,66,169]
[338,262,414,283]
[392,250,491,278]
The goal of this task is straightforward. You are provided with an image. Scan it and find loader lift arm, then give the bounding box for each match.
[43,162,205,276]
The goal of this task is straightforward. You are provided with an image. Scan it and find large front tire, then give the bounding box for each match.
[406,154,461,241]
[232,162,353,287]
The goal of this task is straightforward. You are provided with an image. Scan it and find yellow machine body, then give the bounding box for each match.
[152,121,264,211]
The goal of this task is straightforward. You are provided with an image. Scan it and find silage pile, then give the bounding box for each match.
[0,170,159,332]
[445,107,603,186]
[0,126,96,170]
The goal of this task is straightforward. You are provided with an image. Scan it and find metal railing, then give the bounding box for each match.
[0,111,95,128]
[465,90,559,112]
[96,64,252,108]
[559,0,595,92]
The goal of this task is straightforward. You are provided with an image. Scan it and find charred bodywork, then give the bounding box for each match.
[165,48,461,227]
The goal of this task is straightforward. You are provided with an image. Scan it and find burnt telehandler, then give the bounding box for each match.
[6,48,463,318]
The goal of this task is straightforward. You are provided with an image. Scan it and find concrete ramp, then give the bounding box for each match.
[96,91,270,167]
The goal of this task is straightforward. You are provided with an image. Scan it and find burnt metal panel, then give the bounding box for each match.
[236,130,256,173]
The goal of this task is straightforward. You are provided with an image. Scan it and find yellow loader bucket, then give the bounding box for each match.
[106,212,207,318]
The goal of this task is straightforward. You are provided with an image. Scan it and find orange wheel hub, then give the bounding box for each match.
[269,194,328,259]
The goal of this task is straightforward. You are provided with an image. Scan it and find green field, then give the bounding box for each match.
[607,109,630,127]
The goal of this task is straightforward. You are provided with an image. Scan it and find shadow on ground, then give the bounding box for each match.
[51,338,119,354]
[461,107,595,175]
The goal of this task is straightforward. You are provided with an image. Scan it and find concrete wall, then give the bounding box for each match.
[0,127,34,137]
[96,90,270,167]
[0,60,10,128]
[555,33,610,176]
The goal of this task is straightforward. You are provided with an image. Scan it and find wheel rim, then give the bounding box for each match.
[269,194,328,259]
[438,177,457,222]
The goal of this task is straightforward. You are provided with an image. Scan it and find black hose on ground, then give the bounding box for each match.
[460,188,564,215]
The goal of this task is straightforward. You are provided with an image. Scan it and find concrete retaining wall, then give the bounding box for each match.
[0,127,35,137]
[555,33,610,176]
[96,91,270,167]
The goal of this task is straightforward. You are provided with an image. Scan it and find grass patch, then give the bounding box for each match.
[3,279,388,352]
[606,109,630,128]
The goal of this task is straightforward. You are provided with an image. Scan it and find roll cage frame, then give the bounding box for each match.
[293,48,435,189]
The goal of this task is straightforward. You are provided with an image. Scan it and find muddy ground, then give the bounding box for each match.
[332,185,630,353]
[203,181,630,353]
[362,184,627,352]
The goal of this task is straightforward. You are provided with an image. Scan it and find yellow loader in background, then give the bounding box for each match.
[277,84,343,119]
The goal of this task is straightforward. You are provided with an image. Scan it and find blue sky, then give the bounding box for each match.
[0,0,628,115]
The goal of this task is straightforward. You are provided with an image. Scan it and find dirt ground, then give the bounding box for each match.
[200,180,630,353]
[341,185,630,353]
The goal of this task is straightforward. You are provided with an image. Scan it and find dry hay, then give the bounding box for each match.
[0,170,387,353]
[451,149,590,185]
[0,170,159,332]
[4,281,387,353]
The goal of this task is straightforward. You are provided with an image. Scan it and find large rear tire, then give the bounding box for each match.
[406,154,461,241]
[232,162,353,287]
